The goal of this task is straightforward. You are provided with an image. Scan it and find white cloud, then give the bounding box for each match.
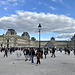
[0,29,4,31]
[52,0,57,2]
[52,0,63,3]
[13,3,18,6]
[55,33,75,38]
[0,1,8,5]
[49,6,56,10]
[52,0,70,9]
[4,7,8,10]
[7,0,17,2]
[7,0,25,3]
[38,2,42,5]
[32,7,37,10]
[60,0,62,2]
[0,11,75,39]
[66,14,70,16]
[0,0,25,7]
[38,2,48,7]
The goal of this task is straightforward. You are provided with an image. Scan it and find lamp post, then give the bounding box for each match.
[74,39,75,48]
[38,23,42,51]
[73,34,75,48]
[28,40,30,49]
[7,34,9,48]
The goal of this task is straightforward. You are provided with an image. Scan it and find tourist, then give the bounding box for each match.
[74,48,75,55]
[23,48,29,61]
[46,48,49,54]
[4,48,8,57]
[35,50,41,65]
[64,48,67,54]
[30,48,35,64]
[16,48,22,58]
[67,48,70,55]
[44,48,47,58]
[40,48,43,59]
[28,48,31,61]
[51,47,56,58]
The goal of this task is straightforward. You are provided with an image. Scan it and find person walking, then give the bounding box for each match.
[28,48,31,61]
[67,48,70,55]
[30,48,35,64]
[16,48,22,58]
[23,48,29,61]
[51,47,56,58]
[74,48,75,56]
[64,48,67,54]
[44,48,47,58]
[4,48,8,57]
[35,50,41,65]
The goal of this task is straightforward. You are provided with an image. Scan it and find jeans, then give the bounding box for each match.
[31,56,34,63]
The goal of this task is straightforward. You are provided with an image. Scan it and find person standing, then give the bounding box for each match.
[51,47,56,58]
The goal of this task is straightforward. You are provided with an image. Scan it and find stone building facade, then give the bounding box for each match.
[0,29,75,48]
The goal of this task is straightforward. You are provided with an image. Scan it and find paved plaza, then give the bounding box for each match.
[0,51,75,75]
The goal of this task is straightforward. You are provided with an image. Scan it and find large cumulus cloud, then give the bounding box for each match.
[0,11,75,38]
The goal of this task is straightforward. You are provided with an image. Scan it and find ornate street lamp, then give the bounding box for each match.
[38,23,42,51]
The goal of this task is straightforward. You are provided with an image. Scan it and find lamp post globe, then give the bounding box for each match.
[38,23,42,30]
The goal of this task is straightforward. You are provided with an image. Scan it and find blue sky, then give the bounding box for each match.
[0,0,75,41]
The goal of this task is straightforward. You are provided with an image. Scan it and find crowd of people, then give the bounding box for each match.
[0,47,75,65]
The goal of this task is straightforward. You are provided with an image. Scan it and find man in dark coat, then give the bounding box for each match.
[4,48,8,57]
[51,47,56,58]
[30,48,35,64]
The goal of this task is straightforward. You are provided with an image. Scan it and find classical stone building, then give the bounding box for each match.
[0,29,75,48]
